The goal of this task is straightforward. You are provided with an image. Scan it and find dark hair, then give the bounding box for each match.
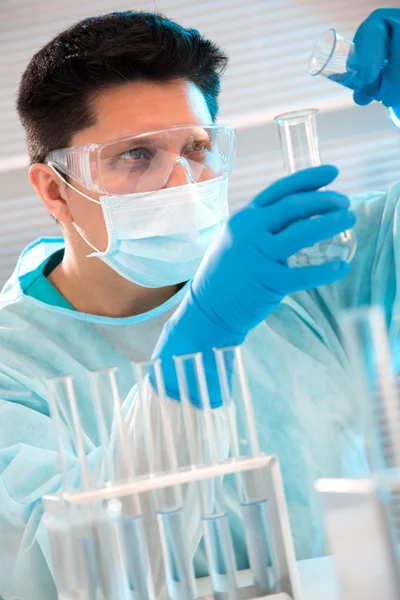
[16,11,229,165]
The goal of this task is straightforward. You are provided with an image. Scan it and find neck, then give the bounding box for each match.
[48,243,181,318]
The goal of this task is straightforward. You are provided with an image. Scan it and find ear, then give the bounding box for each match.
[29,164,74,223]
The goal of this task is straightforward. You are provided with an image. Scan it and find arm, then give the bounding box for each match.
[0,397,63,600]
[153,165,356,401]
[281,181,400,361]
[275,6,400,368]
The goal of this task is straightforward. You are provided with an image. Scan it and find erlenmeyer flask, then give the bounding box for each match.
[274,108,356,267]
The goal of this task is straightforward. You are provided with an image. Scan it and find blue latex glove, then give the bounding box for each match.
[353,8,400,107]
[153,165,356,406]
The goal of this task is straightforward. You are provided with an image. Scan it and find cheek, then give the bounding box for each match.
[69,196,109,252]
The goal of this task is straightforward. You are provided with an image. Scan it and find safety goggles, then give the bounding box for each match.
[45,124,236,196]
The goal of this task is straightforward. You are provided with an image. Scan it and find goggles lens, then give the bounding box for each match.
[97,126,233,194]
[48,125,235,196]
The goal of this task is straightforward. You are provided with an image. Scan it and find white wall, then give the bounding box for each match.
[1,0,399,284]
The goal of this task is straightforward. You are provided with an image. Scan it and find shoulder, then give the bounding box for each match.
[0,283,27,330]
[351,180,400,218]
[348,181,400,261]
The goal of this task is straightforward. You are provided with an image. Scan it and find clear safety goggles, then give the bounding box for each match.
[45,124,236,196]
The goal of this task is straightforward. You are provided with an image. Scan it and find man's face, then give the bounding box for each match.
[43,78,213,252]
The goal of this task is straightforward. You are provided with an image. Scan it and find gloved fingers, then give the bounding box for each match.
[353,14,389,86]
[266,190,350,234]
[262,258,350,296]
[274,209,357,260]
[353,90,374,106]
[251,165,339,208]
[376,23,400,107]
[285,260,351,292]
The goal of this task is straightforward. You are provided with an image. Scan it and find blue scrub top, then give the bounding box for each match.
[18,249,75,310]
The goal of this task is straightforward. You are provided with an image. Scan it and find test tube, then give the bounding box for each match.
[340,307,400,473]
[89,368,155,600]
[274,108,356,267]
[43,500,85,600]
[309,28,400,128]
[45,375,100,600]
[134,359,197,600]
[214,346,279,595]
[340,306,400,551]
[174,352,240,599]
[46,375,91,492]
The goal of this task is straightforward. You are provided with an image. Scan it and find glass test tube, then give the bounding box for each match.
[274,108,356,267]
[174,352,240,599]
[340,307,400,473]
[46,375,91,491]
[134,359,197,600]
[89,368,155,600]
[44,503,84,600]
[45,375,100,600]
[214,346,279,596]
[309,28,400,128]
[340,306,400,551]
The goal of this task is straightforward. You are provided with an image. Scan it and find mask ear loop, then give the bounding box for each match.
[47,162,103,256]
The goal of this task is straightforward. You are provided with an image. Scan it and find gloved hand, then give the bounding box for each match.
[353,8,400,108]
[153,165,356,406]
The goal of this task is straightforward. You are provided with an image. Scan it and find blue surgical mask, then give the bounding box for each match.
[68,175,229,288]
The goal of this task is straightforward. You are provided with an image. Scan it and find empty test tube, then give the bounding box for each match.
[214,346,279,596]
[340,307,400,473]
[46,375,92,492]
[44,499,91,600]
[45,375,100,600]
[89,368,155,600]
[273,108,356,267]
[174,352,240,599]
[340,306,400,551]
[134,359,197,600]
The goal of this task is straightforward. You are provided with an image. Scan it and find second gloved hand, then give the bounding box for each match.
[153,165,356,406]
[353,8,400,108]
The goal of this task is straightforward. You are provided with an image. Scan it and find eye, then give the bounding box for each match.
[186,139,212,154]
[118,147,152,161]
[196,140,210,151]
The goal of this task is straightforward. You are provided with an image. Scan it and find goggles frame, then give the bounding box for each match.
[45,124,236,197]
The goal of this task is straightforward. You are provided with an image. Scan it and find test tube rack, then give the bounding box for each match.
[42,346,303,600]
[44,454,301,599]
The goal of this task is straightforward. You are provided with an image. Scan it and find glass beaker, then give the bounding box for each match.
[309,28,400,127]
[274,109,356,267]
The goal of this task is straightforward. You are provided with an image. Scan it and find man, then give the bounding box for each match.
[0,7,399,599]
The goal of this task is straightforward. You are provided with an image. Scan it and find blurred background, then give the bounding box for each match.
[0,0,399,285]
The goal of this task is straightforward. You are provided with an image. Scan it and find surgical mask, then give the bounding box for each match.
[51,165,229,288]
